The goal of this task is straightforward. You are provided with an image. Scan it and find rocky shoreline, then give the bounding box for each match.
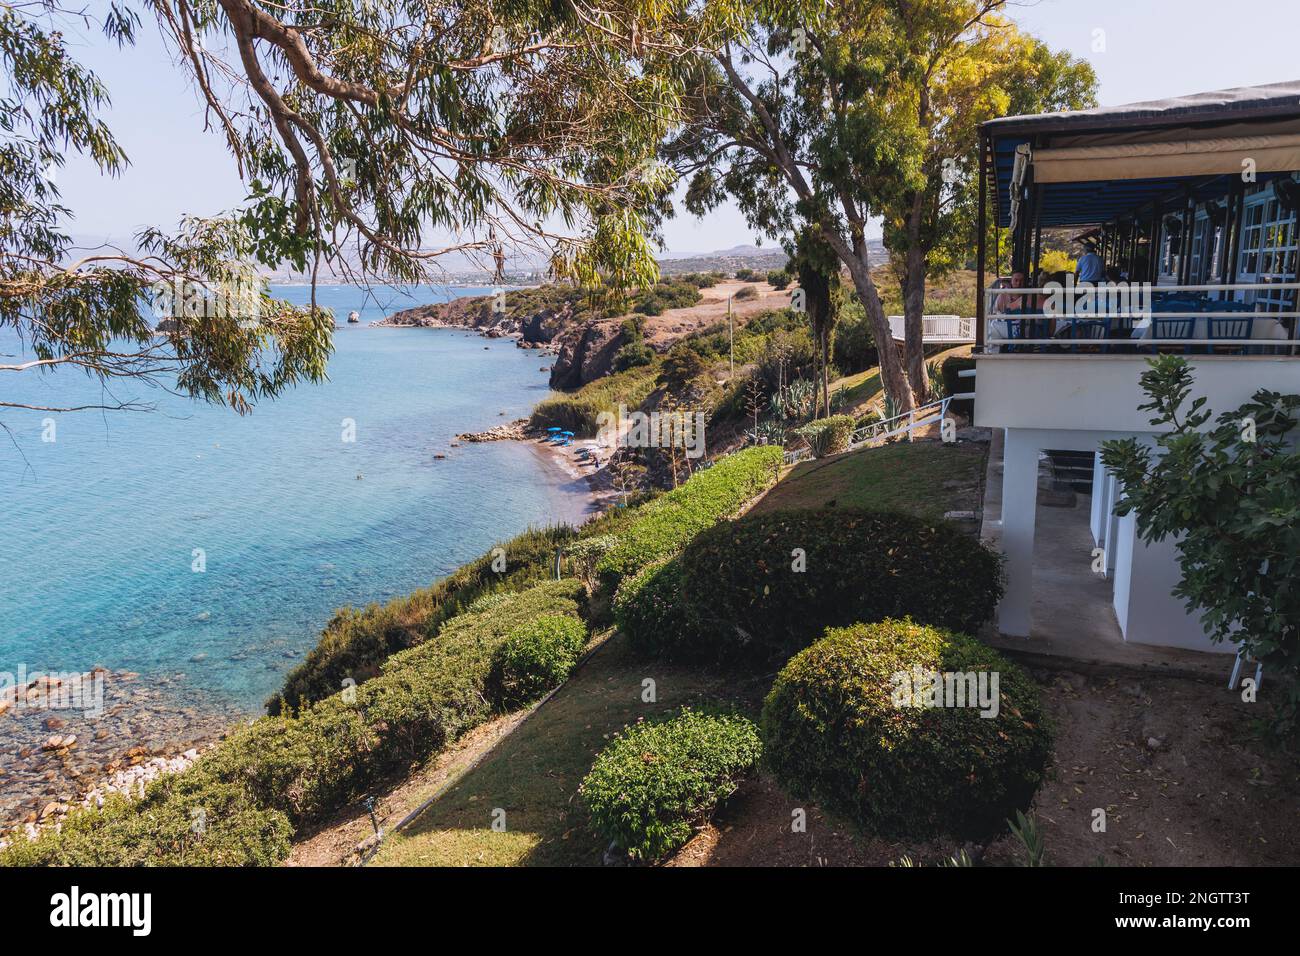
[0,668,242,848]
[456,419,531,443]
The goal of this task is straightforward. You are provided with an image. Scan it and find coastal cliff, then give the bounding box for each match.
[375,289,631,388]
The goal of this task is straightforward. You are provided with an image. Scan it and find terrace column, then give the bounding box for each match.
[998,429,1040,637]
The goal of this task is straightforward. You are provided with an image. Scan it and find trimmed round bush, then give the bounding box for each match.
[761,619,1050,839]
[794,414,857,457]
[612,559,703,659]
[580,708,762,861]
[489,614,588,708]
[669,508,1003,664]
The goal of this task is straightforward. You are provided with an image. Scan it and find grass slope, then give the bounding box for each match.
[751,440,988,521]
[368,632,756,866]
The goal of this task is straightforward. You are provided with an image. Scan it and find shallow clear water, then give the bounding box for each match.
[0,284,578,711]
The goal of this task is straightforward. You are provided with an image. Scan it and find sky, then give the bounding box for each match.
[51,0,1300,257]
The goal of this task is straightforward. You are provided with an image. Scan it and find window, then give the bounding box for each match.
[1237,185,1298,312]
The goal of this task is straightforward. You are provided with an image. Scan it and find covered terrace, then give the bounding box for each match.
[974,81,1300,354]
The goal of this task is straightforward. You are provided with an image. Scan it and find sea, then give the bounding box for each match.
[0,284,586,713]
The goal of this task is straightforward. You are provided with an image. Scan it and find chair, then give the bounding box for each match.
[1005,317,1051,353]
[1150,317,1196,354]
[1059,318,1108,353]
[1206,316,1255,354]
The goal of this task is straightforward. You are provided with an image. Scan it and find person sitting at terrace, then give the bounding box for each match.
[993,271,1030,313]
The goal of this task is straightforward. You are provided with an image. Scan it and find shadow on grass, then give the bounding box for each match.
[369,632,761,867]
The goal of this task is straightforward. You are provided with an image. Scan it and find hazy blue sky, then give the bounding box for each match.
[53,0,1300,256]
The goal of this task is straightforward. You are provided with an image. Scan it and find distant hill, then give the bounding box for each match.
[62,235,886,285]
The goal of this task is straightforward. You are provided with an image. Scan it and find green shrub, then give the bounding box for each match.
[530,364,660,437]
[580,708,762,860]
[734,267,760,281]
[0,779,292,867]
[612,558,703,658]
[659,508,1002,664]
[489,614,588,708]
[271,525,574,713]
[767,269,791,290]
[761,619,1050,839]
[634,296,664,317]
[3,580,589,866]
[793,414,857,457]
[595,446,784,588]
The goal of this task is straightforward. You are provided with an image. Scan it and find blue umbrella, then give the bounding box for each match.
[546,426,562,433]
[561,431,574,436]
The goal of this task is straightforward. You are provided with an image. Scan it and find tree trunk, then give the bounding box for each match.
[822,327,832,416]
[903,203,928,404]
[832,237,915,413]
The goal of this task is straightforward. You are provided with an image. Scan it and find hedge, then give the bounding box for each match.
[794,414,857,457]
[761,619,1050,839]
[1,580,587,866]
[634,508,1002,664]
[0,781,292,867]
[612,558,703,660]
[595,446,784,588]
[580,708,762,861]
[270,525,575,714]
[489,614,588,708]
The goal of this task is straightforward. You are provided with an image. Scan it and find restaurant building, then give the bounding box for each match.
[973,82,1300,655]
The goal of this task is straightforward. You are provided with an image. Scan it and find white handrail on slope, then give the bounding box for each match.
[782,395,953,465]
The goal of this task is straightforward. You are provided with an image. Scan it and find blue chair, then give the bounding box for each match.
[1150,317,1197,354]
[1005,317,1051,353]
[1058,317,1108,352]
[1206,316,1255,354]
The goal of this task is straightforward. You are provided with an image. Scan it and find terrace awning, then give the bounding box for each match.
[1031,132,1300,183]
[983,80,1300,227]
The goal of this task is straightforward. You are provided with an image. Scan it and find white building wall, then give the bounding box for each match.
[995,425,1232,653]
[1112,518,1221,652]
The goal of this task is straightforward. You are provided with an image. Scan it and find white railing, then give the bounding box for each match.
[980,281,1300,351]
[888,315,976,342]
[782,396,953,465]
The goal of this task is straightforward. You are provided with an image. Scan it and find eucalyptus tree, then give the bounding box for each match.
[666,0,1095,409]
[1,0,727,415]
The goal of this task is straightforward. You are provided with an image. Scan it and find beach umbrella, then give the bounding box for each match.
[561,431,574,436]
[546,426,562,432]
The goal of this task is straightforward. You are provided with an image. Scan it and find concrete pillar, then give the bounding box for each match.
[1104,474,1120,574]
[1089,456,1107,545]
[998,429,1040,637]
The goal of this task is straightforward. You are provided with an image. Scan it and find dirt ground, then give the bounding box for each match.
[666,666,1299,868]
[642,280,791,347]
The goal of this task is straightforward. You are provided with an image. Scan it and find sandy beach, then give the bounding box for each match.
[523,435,618,525]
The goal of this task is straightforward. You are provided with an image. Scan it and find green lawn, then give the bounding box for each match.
[369,632,756,867]
[751,439,988,521]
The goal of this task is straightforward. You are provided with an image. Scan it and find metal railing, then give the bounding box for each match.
[783,396,952,465]
[980,281,1300,351]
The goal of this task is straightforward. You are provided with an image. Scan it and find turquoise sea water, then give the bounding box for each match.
[0,285,581,711]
